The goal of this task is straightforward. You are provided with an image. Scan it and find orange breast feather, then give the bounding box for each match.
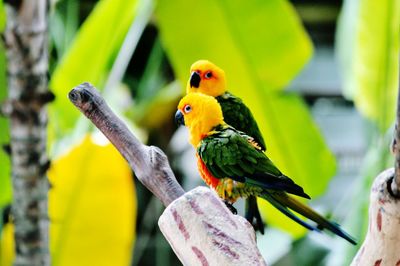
[196,154,220,189]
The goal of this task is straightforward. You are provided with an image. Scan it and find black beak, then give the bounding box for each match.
[190,72,201,88]
[175,110,185,126]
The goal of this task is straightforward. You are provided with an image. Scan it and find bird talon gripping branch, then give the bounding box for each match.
[224,200,238,215]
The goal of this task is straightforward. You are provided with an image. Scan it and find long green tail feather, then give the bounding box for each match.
[261,192,318,232]
[265,192,357,245]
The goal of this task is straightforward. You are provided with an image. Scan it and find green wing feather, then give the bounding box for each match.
[198,126,356,244]
[216,92,266,151]
[198,125,309,199]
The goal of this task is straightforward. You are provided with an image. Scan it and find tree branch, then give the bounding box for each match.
[68,82,185,206]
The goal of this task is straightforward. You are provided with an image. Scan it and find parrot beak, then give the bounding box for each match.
[190,71,201,88]
[175,110,185,126]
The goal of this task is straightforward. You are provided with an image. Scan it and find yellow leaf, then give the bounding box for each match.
[48,135,136,266]
[0,223,14,266]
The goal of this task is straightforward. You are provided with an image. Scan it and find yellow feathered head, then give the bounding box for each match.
[186,60,227,97]
[176,93,224,146]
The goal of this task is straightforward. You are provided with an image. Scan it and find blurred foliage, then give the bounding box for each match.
[0,222,14,266]
[0,1,11,212]
[0,1,4,30]
[340,137,392,265]
[50,0,139,135]
[337,0,400,132]
[48,135,137,266]
[156,0,336,236]
[128,37,180,130]
[334,0,400,264]
[131,81,181,129]
[275,237,329,266]
[50,0,79,59]
[157,0,314,91]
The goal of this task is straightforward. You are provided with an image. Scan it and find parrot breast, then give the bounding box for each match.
[196,154,220,189]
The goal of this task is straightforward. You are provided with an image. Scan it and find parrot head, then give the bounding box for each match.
[186,60,227,97]
[176,93,224,146]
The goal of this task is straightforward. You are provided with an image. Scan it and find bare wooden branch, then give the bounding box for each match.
[159,187,267,266]
[351,168,400,265]
[68,82,185,206]
[4,1,51,265]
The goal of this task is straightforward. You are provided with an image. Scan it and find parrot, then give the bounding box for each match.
[175,92,356,245]
[186,60,265,233]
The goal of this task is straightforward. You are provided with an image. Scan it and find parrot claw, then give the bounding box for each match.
[224,201,237,215]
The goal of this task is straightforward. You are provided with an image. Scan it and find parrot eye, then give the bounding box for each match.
[183,104,192,113]
[204,71,212,79]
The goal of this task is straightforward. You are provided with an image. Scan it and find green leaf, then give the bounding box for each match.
[135,38,167,102]
[336,0,400,132]
[156,0,336,236]
[0,1,5,31]
[0,1,10,247]
[50,0,79,58]
[157,0,313,91]
[50,0,139,134]
[0,43,11,210]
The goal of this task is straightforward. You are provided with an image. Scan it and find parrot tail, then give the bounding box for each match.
[245,196,265,234]
[261,192,357,245]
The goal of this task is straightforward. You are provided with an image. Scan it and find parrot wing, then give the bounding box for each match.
[216,92,267,151]
[198,126,310,199]
[216,92,267,235]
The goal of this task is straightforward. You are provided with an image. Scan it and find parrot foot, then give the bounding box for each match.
[224,200,237,215]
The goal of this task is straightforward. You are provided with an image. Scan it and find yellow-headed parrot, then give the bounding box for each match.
[175,92,356,244]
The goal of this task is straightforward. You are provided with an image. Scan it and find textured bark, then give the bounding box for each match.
[2,1,51,265]
[351,168,400,266]
[68,82,185,206]
[159,187,267,266]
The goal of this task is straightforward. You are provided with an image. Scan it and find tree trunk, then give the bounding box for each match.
[3,1,51,265]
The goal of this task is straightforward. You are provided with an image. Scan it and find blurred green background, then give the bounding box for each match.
[0,0,398,265]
